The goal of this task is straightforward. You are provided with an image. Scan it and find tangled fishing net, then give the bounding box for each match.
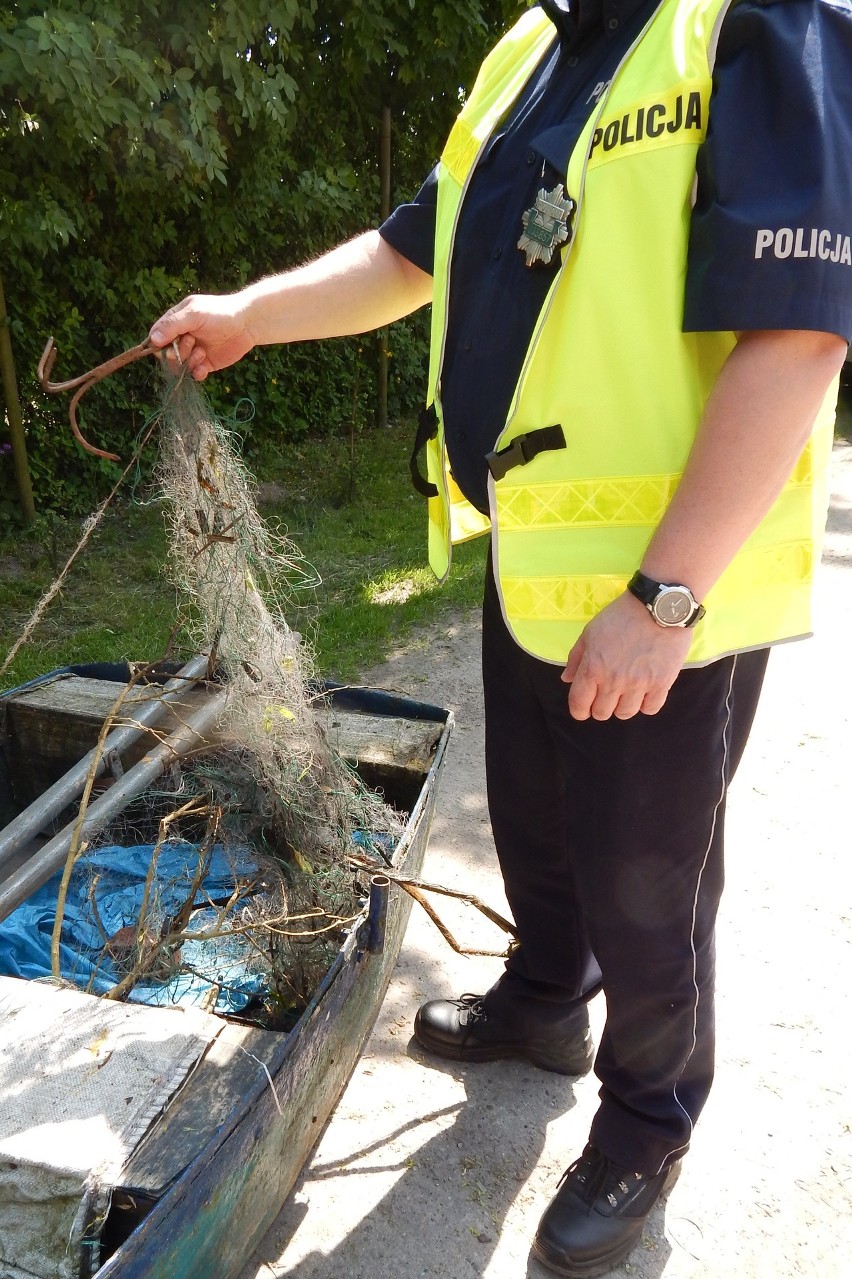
[155,363,397,857]
[0,364,403,1027]
[152,366,400,1014]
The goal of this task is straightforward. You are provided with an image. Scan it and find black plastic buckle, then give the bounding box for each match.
[486,424,566,482]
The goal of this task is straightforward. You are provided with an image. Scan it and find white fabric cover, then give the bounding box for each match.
[0,976,220,1278]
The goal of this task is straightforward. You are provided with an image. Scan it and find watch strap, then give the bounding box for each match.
[627,569,663,607]
[627,570,705,628]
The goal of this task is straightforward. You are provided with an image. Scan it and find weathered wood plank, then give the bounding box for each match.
[1,677,206,807]
[321,707,442,773]
[120,1021,283,1195]
[2,676,444,813]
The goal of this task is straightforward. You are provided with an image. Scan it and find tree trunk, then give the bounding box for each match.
[377,102,392,429]
[0,269,35,523]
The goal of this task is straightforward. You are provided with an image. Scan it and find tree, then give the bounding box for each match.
[0,1,310,253]
[0,1,520,520]
[0,1,316,517]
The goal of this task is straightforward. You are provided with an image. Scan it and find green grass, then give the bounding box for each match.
[0,423,486,691]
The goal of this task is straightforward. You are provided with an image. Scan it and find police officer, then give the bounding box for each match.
[150,2,852,1273]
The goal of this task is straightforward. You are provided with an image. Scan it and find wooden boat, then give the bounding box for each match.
[0,664,452,1279]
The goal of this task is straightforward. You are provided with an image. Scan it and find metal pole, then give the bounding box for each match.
[0,268,36,523]
[377,103,392,429]
[0,683,227,922]
[0,654,211,870]
[366,875,390,955]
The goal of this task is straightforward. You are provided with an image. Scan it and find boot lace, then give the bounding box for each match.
[454,993,486,1025]
[559,1145,644,1210]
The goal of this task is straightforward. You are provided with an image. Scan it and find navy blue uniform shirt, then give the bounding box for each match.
[381,0,852,514]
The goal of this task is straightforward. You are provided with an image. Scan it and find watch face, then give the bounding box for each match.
[652,587,693,626]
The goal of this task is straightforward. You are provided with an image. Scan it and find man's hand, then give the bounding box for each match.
[149,293,253,381]
[562,592,693,720]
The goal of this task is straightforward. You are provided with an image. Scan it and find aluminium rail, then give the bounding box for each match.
[0,655,211,871]
[0,678,226,922]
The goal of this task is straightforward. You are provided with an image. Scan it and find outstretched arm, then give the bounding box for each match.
[148,230,433,380]
[563,328,849,721]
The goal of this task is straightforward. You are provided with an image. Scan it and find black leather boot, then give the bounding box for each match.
[413,985,594,1076]
[532,1144,681,1276]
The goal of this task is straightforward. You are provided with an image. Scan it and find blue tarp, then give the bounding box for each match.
[0,842,270,1013]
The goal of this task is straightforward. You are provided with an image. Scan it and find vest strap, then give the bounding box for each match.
[486,424,566,482]
[410,405,439,498]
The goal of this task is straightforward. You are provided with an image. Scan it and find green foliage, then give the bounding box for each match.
[0,0,307,251]
[1,0,520,525]
[300,1,522,183]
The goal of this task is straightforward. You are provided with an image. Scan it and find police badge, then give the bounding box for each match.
[518,183,575,266]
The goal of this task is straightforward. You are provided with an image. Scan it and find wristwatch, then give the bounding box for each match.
[627,570,706,628]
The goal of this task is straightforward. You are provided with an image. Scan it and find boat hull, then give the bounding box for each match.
[0,675,451,1279]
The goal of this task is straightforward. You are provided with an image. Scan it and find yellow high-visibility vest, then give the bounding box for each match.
[424,0,838,665]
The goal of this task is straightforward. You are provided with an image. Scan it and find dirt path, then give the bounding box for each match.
[240,444,852,1279]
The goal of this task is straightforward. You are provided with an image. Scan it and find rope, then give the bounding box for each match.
[0,411,163,677]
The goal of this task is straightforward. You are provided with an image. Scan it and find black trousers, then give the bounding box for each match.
[481,559,768,1175]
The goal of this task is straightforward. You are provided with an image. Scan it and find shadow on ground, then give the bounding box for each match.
[252,1027,676,1279]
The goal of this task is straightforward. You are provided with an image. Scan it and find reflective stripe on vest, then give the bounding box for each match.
[424,0,837,665]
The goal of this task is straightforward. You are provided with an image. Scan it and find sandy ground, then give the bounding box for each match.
[239,443,852,1279]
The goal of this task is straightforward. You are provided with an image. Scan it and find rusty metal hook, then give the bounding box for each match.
[37,335,161,462]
